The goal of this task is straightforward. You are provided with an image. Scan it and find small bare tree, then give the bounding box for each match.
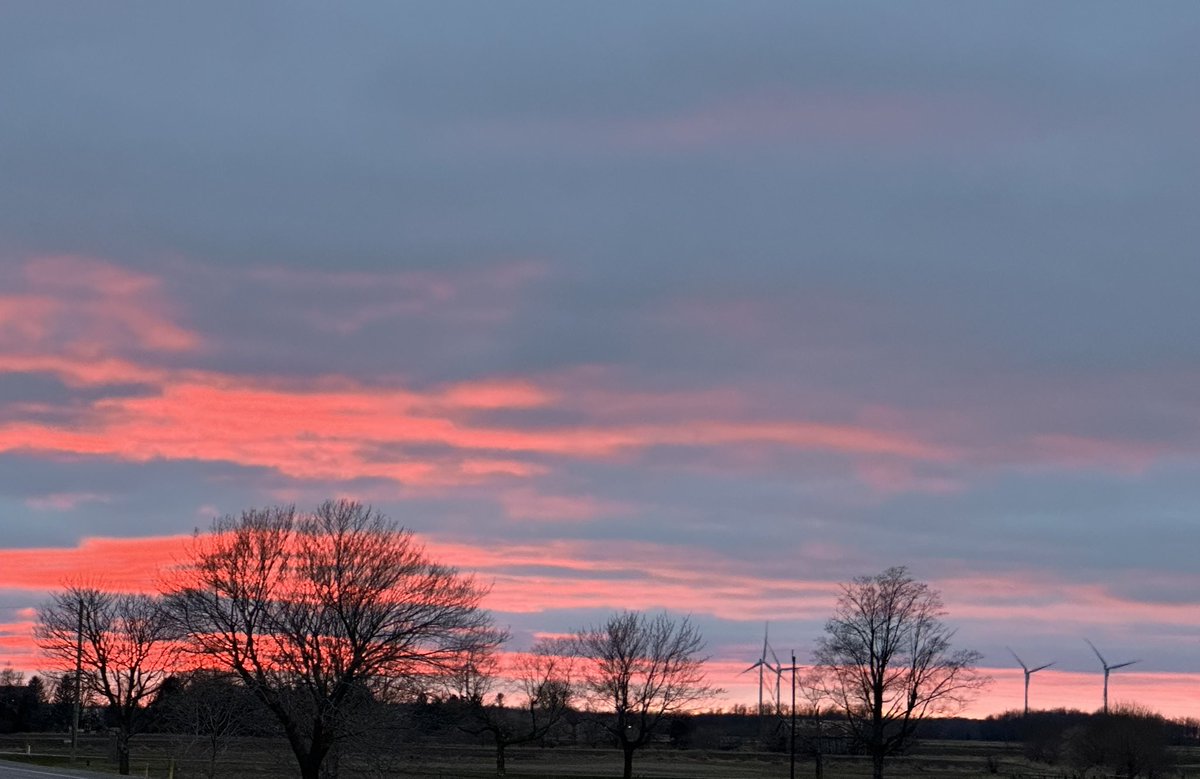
[165,500,502,779]
[156,671,262,779]
[450,640,574,776]
[574,611,719,779]
[36,587,178,775]
[815,567,987,779]
[796,669,832,779]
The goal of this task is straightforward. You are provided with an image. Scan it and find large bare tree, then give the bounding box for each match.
[165,500,501,779]
[36,587,178,775]
[814,566,987,779]
[574,611,718,779]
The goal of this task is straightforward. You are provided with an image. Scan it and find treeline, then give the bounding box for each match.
[921,708,1200,746]
[23,501,1192,779]
[31,502,720,779]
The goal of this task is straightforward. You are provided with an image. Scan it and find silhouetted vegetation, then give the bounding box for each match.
[573,610,720,779]
[35,587,178,774]
[165,500,503,779]
[815,567,987,779]
[20,520,1194,778]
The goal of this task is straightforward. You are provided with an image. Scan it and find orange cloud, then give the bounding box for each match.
[0,256,961,494]
[0,370,948,488]
[0,536,186,594]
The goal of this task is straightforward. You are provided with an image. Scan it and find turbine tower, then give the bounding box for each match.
[1085,639,1139,714]
[1007,647,1053,716]
[741,623,771,717]
[767,643,784,716]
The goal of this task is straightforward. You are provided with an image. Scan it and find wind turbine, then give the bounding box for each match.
[741,623,774,717]
[767,643,784,716]
[1007,647,1053,716]
[1085,639,1139,714]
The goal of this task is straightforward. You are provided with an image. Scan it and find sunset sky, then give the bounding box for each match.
[1,3,1198,719]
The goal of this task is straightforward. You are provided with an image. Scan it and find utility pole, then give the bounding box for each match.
[71,595,83,760]
[789,651,796,779]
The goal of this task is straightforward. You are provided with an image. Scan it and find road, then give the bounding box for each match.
[0,761,115,779]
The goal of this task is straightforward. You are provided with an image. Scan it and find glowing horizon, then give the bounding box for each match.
[0,531,1195,720]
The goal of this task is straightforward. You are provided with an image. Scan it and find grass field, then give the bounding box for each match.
[0,734,1196,778]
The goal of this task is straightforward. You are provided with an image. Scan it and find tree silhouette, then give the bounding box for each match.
[814,566,987,779]
[166,500,502,779]
[449,640,575,776]
[573,611,718,779]
[36,587,178,775]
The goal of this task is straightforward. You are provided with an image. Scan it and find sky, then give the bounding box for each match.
[1,2,1198,719]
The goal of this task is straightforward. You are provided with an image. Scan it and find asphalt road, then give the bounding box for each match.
[0,761,115,779]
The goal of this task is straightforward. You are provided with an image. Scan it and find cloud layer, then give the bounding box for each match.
[1,2,1198,718]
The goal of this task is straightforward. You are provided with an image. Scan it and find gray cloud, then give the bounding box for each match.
[1,1,1199,707]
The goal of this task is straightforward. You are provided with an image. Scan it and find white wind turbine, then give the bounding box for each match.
[1007,647,1053,716]
[741,623,778,717]
[1085,639,1139,714]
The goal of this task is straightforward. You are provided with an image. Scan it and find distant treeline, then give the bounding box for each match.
[5,668,1196,752]
[922,708,1200,746]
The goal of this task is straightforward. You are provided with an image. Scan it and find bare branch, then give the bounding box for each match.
[165,499,502,779]
[814,567,989,779]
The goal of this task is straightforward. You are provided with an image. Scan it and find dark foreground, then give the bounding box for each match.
[0,736,1196,778]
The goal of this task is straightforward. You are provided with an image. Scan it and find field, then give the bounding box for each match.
[1,734,1197,779]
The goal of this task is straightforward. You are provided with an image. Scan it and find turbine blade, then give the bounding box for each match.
[1084,638,1107,666]
[769,645,782,667]
[1007,646,1028,671]
[740,661,763,674]
[1030,662,1054,673]
[1110,660,1139,670]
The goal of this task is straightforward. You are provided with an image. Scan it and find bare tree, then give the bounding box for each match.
[165,500,502,779]
[795,669,833,779]
[814,567,987,779]
[573,611,719,779]
[36,587,178,775]
[155,671,263,779]
[449,640,575,776]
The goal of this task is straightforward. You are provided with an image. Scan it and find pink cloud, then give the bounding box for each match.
[939,575,1200,630]
[15,255,199,353]
[499,489,632,522]
[0,369,949,488]
[4,254,1178,501]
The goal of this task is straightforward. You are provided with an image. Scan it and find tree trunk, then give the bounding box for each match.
[495,741,506,776]
[622,743,635,779]
[299,755,321,779]
[871,682,885,779]
[295,743,332,779]
[116,732,131,776]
